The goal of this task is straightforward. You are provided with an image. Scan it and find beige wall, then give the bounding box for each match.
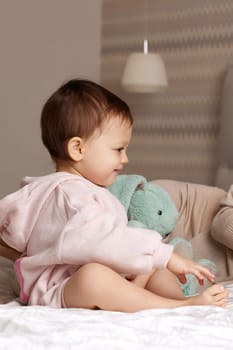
[102,0,233,186]
[0,0,102,197]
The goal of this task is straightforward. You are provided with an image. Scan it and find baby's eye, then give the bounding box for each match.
[115,147,124,152]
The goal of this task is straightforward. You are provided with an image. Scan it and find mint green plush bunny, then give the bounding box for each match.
[108,174,179,237]
[108,174,216,296]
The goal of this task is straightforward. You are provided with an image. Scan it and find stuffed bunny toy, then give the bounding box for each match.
[108,174,216,296]
[108,174,178,237]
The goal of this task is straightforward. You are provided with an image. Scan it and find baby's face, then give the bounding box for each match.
[76,117,132,187]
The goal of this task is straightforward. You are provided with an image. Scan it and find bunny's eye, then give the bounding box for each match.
[158,210,163,216]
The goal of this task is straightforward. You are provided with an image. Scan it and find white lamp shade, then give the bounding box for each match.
[121,52,168,93]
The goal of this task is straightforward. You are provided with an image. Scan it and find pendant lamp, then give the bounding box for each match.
[121,39,168,93]
[121,0,168,93]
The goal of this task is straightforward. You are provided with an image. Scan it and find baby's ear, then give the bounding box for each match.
[67,137,84,161]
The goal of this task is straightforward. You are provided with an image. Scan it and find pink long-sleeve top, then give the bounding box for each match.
[0,172,173,306]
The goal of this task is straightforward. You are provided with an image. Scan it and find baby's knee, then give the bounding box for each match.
[63,263,109,308]
[74,262,119,296]
[75,262,107,286]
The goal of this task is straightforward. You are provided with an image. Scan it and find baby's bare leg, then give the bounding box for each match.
[145,269,184,300]
[63,263,227,312]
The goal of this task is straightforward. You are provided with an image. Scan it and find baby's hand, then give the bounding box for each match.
[167,252,215,285]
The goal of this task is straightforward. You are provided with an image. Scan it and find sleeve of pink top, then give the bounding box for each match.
[57,204,173,276]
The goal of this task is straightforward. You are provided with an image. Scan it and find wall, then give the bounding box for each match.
[0,0,102,197]
[102,0,233,185]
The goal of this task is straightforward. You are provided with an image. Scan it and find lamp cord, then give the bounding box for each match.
[143,0,149,54]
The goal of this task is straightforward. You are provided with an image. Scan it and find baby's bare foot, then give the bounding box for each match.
[188,284,228,307]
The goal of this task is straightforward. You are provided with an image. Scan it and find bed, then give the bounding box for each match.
[0,255,233,350]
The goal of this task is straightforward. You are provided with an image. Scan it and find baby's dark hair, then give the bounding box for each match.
[41,79,133,161]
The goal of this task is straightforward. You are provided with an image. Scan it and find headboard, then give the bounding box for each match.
[215,67,233,191]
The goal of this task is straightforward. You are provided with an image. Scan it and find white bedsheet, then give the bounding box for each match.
[0,303,233,350]
[1,257,233,350]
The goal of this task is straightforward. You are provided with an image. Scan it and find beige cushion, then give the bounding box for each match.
[215,166,233,192]
[215,67,233,190]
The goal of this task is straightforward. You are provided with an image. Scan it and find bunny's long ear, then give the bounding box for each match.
[108,174,147,212]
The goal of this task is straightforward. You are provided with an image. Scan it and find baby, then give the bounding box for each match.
[0,79,227,311]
